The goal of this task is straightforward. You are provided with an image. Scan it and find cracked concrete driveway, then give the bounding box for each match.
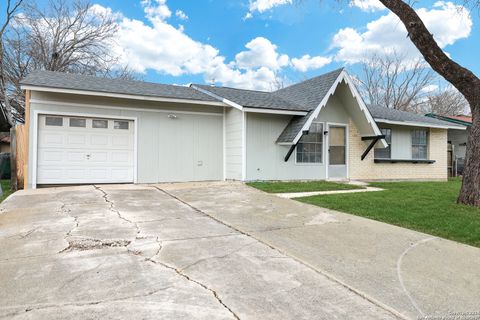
[1,182,478,319]
[1,183,398,320]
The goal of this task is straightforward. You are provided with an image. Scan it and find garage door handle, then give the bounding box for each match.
[86,154,91,159]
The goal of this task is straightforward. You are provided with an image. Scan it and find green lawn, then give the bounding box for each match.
[297,178,480,248]
[247,180,363,193]
[0,180,13,203]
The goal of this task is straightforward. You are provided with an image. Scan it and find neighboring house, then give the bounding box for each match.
[426,113,472,175]
[19,68,461,189]
[0,133,10,153]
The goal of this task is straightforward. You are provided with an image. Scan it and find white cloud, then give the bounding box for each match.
[175,9,188,20]
[141,0,171,22]
[349,0,385,12]
[98,0,329,91]
[331,1,472,65]
[244,0,292,19]
[235,37,289,70]
[291,55,332,72]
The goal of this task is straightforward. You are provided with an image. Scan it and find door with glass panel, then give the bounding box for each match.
[327,124,347,179]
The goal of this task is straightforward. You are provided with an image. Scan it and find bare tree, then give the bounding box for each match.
[270,71,286,91]
[419,86,470,116]
[373,0,480,206]
[356,52,436,112]
[0,0,24,126]
[1,0,137,123]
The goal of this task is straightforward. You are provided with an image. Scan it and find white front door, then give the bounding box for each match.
[327,124,348,179]
[37,115,135,184]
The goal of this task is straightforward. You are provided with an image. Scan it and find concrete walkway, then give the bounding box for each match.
[161,181,480,320]
[0,184,398,319]
[275,186,384,199]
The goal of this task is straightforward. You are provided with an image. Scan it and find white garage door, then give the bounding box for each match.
[37,115,135,184]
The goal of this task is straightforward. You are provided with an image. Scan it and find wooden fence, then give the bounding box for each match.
[10,124,28,190]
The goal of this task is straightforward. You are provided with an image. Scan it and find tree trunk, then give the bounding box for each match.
[378,0,480,206]
[458,100,480,206]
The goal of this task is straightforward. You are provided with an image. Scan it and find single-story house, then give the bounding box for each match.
[19,68,463,189]
[426,113,472,175]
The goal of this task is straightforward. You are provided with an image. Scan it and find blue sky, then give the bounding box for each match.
[32,0,480,90]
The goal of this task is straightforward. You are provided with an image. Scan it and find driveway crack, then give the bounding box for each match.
[145,257,240,320]
[1,285,173,318]
[93,185,140,237]
[152,185,406,320]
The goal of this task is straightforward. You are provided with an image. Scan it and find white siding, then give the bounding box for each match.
[224,107,243,180]
[245,96,350,181]
[28,91,223,188]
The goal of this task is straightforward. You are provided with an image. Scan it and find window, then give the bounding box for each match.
[92,119,108,129]
[45,116,63,126]
[412,129,428,159]
[114,120,129,130]
[69,118,86,128]
[296,122,323,163]
[374,128,392,159]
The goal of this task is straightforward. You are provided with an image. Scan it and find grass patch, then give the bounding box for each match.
[247,180,363,193]
[0,180,13,203]
[297,179,480,247]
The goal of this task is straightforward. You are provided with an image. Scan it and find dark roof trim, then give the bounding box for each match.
[425,113,472,127]
[374,159,435,164]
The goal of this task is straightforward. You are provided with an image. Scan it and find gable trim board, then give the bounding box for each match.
[291,71,386,147]
[21,69,452,188]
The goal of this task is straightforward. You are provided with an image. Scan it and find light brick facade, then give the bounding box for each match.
[348,120,448,181]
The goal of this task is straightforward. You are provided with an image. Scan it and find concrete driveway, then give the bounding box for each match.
[0,182,478,319]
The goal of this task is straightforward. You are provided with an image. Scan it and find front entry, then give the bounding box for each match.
[327,124,347,179]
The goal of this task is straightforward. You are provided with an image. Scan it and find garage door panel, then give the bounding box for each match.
[67,134,87,145]
[90,169,108,179]
[65,151,86,162]
[40,150,64,162]
[90,135,109,146]
[37,115,134,185]
[41,133,63,146]
[90,151,108,162]
[111,151,131,163]
[66,169,87,179]
[37,168,63,181]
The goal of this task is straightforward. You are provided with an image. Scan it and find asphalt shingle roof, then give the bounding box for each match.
[367,105,464,128]
[273,68,344,111]
[274,68,344,143]
[193,84,306,111]
[276,111,312,144]
[21,70,219,103]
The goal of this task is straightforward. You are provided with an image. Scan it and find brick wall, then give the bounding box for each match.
[348,120,448,181]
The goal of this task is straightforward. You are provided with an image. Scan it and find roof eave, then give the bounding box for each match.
[374,118,467,130]
[243,107,308,116]
[21,84,227,107]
